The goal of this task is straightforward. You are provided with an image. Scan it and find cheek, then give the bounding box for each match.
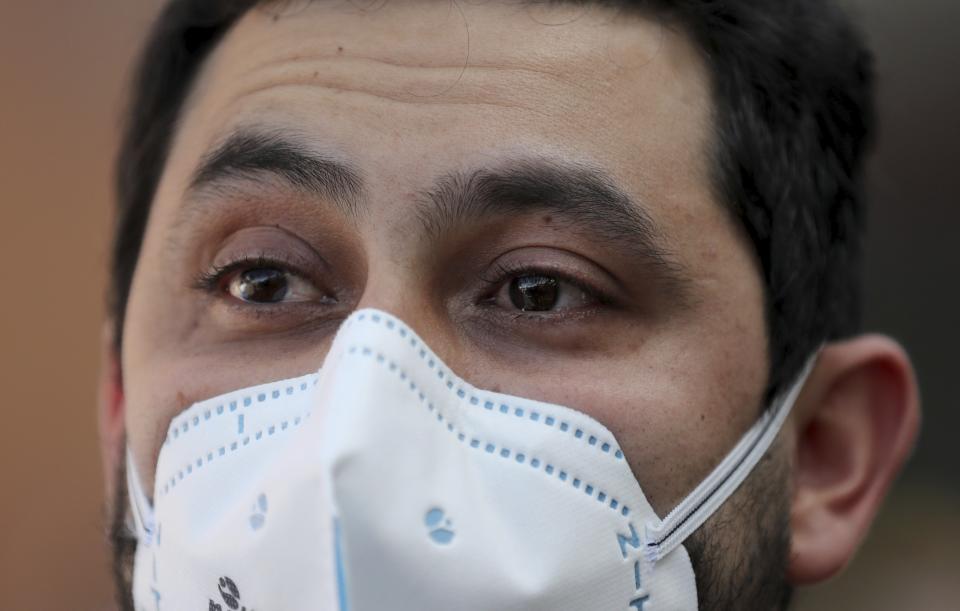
[598,348,765,515]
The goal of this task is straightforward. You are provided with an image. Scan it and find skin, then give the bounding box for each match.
[99,1,920,607]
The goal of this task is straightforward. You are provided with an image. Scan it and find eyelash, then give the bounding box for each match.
[192,253,307,295]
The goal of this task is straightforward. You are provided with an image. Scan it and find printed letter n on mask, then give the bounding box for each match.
[127,309,814,610]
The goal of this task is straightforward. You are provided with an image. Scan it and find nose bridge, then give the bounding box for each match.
[352,278,462,374]
[353,198,426,320]
[345,155,474,376]
[351,253,471,379]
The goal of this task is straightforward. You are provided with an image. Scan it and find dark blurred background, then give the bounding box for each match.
[0,1,956,609]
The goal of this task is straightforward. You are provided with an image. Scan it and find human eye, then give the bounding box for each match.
[462,247,637,354]
[184,225,356,336]
[476,249,619,324]
[195,256,329,306]
[487,266,599,314]
[194,249,338,312]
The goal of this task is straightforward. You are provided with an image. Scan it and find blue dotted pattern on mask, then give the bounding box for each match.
[349,344,632,519]
[160,376,318,498]
[161,412,311,498]
[354,312,625,462]
[159,313,627,516]
[164,376,320,448]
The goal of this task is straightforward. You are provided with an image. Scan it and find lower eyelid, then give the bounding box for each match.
[493,306,605,328]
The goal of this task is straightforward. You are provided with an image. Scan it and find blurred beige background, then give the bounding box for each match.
[0,1,956,609]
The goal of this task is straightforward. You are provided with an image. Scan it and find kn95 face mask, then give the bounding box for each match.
[127,308,814,611]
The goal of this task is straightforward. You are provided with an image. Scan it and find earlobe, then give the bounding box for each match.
[98,320,126,507]
[786,335,920,585]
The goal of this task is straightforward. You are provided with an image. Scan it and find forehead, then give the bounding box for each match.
[174,1,713,202]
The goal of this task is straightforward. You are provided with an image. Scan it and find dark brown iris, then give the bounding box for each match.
[237,268,289,303]
[509,275,559,311]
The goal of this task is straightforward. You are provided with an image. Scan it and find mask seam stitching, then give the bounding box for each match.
[356,311,625,463]
[164,375,320,449]
[157,410,313,499]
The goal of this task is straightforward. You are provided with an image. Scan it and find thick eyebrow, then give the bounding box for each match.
[418,159,690,292]
[187,130,362,215]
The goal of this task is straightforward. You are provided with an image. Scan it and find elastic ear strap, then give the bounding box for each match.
[126,448,155,545]
[644,353,818,563]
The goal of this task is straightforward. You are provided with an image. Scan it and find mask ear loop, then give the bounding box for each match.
[643,351,819,564]
[125,448,156,546]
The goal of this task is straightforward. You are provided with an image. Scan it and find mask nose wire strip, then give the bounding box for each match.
[644,352,819,564]
[126,448,156,543]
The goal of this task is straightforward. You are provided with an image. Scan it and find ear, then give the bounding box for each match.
[786,335,920,584]
[98,319,126,507]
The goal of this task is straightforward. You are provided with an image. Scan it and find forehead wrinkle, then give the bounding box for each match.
[229,79,543,116]
[192,4,709,152]
[222,54,584,118]
[247,50,594,95]
[214,7,648,113]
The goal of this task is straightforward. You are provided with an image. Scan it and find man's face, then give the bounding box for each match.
[122,0,769,586]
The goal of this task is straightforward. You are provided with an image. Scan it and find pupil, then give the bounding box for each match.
[238,268,288,303]
[509,275,559,312]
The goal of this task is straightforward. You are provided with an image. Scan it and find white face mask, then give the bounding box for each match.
[128,309,814,611]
